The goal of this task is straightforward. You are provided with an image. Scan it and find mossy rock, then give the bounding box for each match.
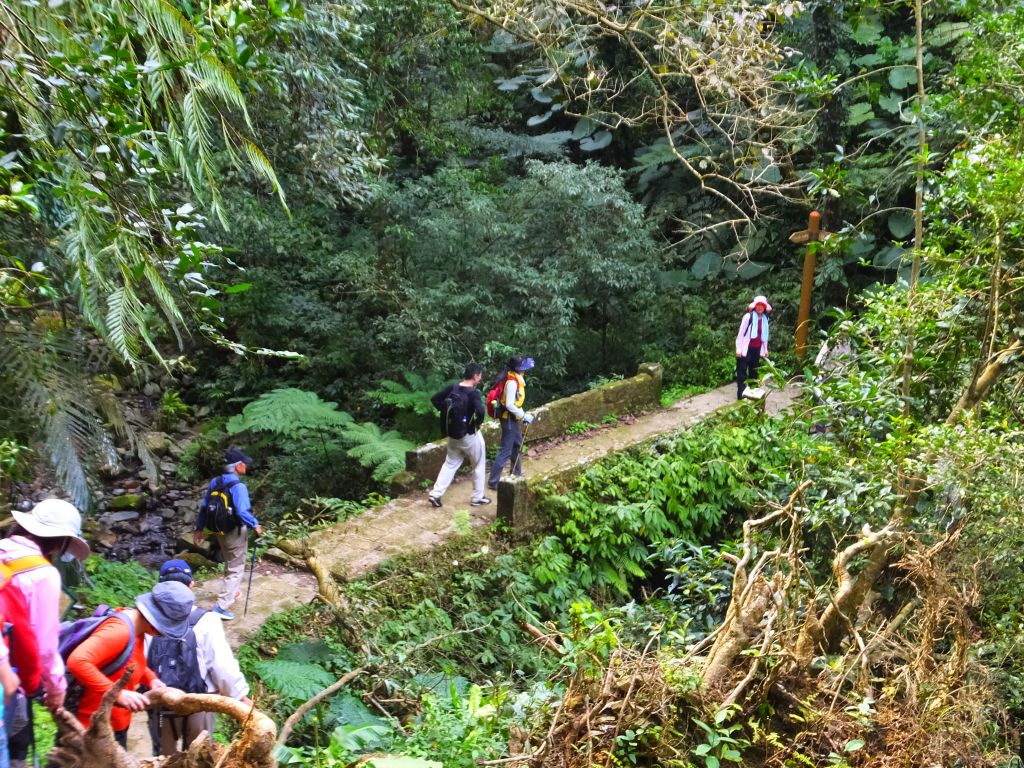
[107,493,144,511]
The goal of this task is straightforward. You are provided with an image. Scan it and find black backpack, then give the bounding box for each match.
[441,386,473,439]
[197,476,240,533]
[146,607,208,693]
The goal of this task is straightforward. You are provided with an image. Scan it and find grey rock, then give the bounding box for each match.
[107,511,140,523]
[139,517,162,534]
[143,381,161,398]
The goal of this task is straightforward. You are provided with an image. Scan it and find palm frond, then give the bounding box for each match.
[242,140,288,210]
[197,55,250,123]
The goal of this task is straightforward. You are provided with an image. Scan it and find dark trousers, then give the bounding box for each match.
[736,346,762,399]
[488,418,523,486]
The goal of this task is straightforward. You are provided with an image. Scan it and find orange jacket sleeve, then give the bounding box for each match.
[66,617,134,696]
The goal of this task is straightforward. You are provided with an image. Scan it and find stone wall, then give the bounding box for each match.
[394,363,662,490]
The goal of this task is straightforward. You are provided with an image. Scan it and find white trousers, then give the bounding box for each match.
[430,431,486,502]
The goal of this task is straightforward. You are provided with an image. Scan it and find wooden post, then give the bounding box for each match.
[789,211,832,360]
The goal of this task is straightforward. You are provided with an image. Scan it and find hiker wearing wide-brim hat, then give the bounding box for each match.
[0,498,90,732]
[146,560,253,757]
[735,295,773,400]
[65,581,195,746]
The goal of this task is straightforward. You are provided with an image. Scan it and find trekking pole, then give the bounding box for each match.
[243,536,258,617]
[509,420,531,477]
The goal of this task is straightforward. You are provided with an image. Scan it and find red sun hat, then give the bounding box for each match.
[747,295,773,312]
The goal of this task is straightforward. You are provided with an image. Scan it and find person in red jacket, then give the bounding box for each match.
[65,581,194,747]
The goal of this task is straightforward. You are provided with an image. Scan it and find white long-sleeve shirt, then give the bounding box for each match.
[503,378,526,420]
[144,609,249,699]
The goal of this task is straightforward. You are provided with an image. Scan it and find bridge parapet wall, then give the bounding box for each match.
[395,363,662,491]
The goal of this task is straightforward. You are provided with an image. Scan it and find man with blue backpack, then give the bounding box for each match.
[193,448,262,620]
[427,363,489,509]
[146,560,251,756]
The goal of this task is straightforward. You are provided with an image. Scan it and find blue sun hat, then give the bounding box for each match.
[515,357,535,373]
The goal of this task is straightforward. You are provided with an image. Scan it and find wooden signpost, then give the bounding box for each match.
[789,211,833,360]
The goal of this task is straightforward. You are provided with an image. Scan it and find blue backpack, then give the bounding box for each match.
[59,606,135,711]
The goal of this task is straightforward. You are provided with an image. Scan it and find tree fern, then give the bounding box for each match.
[341,422,414,482]
[227,389,353,439]
[368,371,450,417]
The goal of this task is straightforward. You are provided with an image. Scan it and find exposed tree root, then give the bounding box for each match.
[46,667,277,768]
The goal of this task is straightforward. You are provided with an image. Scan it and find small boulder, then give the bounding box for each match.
[107,511,140,523]
[143,381,161,398]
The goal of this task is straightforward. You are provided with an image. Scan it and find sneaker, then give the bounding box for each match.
[470,497,492,507]
[487,483,499,491]
[428,495,443,508]
[212,606,235,620]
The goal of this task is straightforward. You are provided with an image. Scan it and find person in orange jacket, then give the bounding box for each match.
[65,581,194,747]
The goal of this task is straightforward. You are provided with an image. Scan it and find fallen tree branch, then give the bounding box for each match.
[277,669,364,746]
[520,620,565,656]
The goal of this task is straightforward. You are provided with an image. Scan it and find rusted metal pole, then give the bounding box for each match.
[794,211,820,360]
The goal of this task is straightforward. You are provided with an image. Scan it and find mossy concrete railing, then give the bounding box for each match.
[393,363,662,492]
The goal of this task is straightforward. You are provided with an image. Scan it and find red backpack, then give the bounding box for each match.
[0,556,46,695]
[485,378,507,419]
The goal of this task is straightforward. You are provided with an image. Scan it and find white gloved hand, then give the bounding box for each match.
[522,413,535,424]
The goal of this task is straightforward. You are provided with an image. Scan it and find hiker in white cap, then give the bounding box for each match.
[1,499,90,768]
[735,295,773,400]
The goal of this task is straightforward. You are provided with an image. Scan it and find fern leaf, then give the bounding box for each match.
[368,371,450,417]
[227,388,352,438]
[341,422,413,482]
[252,659,335,701]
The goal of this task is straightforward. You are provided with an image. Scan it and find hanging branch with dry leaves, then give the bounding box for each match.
[448,0,818,240]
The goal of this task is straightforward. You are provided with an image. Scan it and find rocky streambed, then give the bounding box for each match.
[12,428,214,570]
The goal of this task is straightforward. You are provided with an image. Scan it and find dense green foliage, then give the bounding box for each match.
[4,0,1024,763]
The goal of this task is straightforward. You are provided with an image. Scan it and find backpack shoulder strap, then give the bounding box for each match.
[188,607,208,628]
[3,555,51,575]
[99,611,137,676]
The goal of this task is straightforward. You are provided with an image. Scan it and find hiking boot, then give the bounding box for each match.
[428,495,443,508]
[487,483,498,491]
[470,497,492,507]
[212,606,235,620]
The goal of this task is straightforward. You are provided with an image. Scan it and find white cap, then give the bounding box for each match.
[12,499,90,561]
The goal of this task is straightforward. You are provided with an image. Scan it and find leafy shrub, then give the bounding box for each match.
[175,419,228,484]
[537,418,767,595]
[566,420,596,435]
[403,684,507,768]
[0,438,28,498]
[228,388,413,490]
[77,557,155,613]
[157,390,190,431]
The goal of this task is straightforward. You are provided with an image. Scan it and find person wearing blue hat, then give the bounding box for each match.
[487,355,536,489]
[193,448,262,620]
[146,560,252,756]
